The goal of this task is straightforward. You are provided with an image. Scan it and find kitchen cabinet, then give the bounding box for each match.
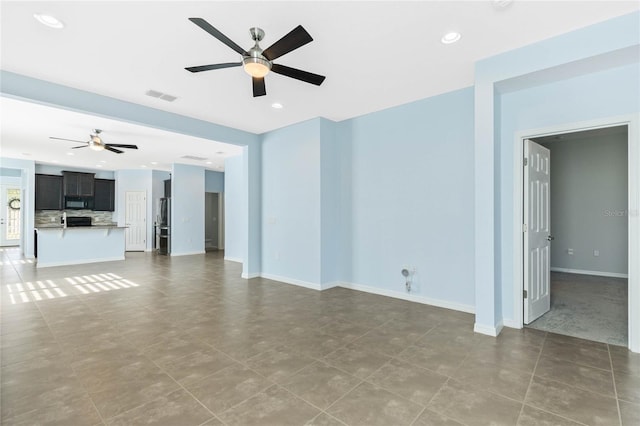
[35,174,63,210]
[63,171,95,196]
[94,179,115,211]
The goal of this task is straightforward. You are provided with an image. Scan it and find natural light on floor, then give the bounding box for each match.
[4,273,140,304]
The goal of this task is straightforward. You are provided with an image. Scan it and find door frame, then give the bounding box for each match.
[0,178,23,247]
[512,114,639,352]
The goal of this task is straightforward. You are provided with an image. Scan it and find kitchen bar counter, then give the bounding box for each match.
[35,226,125,268]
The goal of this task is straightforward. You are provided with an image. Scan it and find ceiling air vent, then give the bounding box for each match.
[145,89,178,102]
[181,155,208,161]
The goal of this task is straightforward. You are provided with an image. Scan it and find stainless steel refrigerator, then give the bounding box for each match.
[155,197,170,255]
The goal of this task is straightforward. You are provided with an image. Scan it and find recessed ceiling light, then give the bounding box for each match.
[33,13,64,29]
[22,152,31,156]
[271,102,283,109]
[206,161,213,165]
[99,160,107,163]
[96,165,103,168]
[140,165,147,168]
[67,152,74,156]
[441,32,461,44]
[150,161,158,165]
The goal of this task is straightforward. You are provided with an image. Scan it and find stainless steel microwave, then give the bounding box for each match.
[64,196,94,210]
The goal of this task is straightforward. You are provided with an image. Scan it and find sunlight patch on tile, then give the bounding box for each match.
[3,273,138,304]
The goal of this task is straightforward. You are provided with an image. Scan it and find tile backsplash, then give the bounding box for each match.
[35,210,116,226]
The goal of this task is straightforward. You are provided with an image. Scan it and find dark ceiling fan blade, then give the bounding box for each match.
[104,146,124,154]
[262,25,313,61]
[50,136,89,144]
[189,18,247,55]
[71,145,89,149]
[271,63,326,86]
[252,77,266,97]
[106,144,138,149]
[185,62,242,73]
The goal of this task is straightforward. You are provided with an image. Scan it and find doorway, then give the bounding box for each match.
[204,192,224,251]
[0,184,21,247]
[125,191,147,251]
[523,126,629,346]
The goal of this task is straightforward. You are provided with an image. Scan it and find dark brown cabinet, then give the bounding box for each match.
[93,179,115,211]
[63,171,95,196]
[35,174,63,210]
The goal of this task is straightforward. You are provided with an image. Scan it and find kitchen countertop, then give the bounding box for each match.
[35,224,124,230]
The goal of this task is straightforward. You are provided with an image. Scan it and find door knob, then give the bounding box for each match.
[547,235,554,241]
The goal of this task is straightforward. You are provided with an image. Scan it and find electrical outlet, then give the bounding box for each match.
[594,250,600,257]
[567,248,574,255]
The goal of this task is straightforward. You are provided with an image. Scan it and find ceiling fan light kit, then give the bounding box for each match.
[185,18,326,97]
[50,129,138,154]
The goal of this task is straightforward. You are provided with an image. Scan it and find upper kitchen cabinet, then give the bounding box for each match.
[35,174,63,210]
[94,179,115,211]
[63,171,95,196]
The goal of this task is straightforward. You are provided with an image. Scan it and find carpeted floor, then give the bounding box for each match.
[527,272,628,346]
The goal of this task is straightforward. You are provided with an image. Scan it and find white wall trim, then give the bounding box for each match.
[550,267,628,279]
[170,251,206,257]
[339,281,475,314]
[474,320,504,337]
[36,256,125,268]
[513,114,639,352]
[224,256,243,263]
[260,273,322,290]
[241,272,260,279]
[320,281,341,291]
[502,319,522,329]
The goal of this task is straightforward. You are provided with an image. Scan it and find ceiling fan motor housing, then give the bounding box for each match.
[243,29,271,77]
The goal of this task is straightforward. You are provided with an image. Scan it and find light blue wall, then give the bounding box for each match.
[499,62,640,323]
[474,11,640,332]
[35,164,115,179]
[171,163,205,255]
[0,167,21,177]
[261,119,321,285]
[320,118,342,285]
[205,170,224,193]
[224,154,244,262]
[345,88,476,308]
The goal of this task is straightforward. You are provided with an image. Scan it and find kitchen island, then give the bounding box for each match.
[35,225,126,268]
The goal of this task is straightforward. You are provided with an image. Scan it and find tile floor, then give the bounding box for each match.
[1,248,639,426]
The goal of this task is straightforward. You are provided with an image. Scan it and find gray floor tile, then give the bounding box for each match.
[326,381,423,426]
[427,379,522,426]
[524,376,619,426]
[218,385,320,426]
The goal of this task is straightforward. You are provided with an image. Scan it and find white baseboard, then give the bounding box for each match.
[260,273,322,290]
[170,251,206,257]
[37,256,125,268]
[224,256,243,263]
[321,281,341,291]
[551,267,628,279]
[502,319,522,329]
[474,320,504,337]
[241,272,260,279]
[339,281,475,314]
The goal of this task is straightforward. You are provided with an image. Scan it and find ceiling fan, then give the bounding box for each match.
[185,18,326,97]
[50,129,138,154]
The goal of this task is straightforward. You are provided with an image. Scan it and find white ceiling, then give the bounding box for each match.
[1,1,638,171]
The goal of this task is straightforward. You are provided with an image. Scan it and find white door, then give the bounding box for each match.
[125,191,146,251]
[524,139,552,324]
[0,185,21,246]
